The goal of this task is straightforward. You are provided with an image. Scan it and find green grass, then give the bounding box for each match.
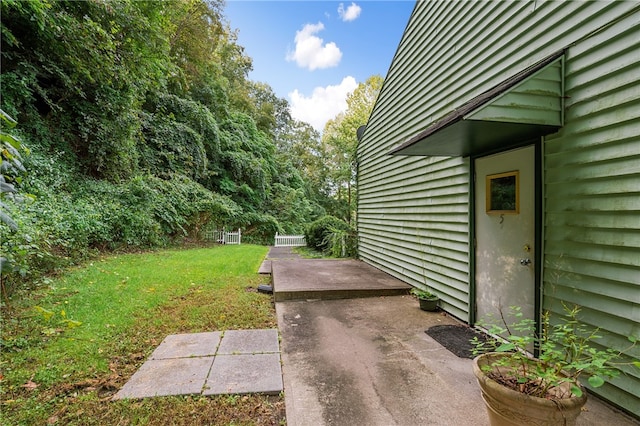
[292,246,328,258]
[1,244,285,425]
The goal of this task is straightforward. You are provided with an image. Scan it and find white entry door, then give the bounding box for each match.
[475,145,536,326]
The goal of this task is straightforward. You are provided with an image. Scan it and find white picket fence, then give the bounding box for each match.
[205,228,242,245]
[274,232,306,247]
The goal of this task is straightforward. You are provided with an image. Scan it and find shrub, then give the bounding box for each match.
[305,215,353,254]
[2,164,242,290]
[327,226,357,258]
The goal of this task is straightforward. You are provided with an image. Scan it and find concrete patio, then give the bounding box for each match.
[277,295,637,426]
[272,259,411,301]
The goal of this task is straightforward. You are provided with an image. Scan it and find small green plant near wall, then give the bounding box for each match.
[471,304,639,399]
[411,287,439,311]
[410,288,437,300]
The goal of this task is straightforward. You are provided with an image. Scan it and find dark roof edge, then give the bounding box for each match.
[389,49,565,155]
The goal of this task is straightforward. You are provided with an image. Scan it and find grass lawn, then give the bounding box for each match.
[1,244,285,425]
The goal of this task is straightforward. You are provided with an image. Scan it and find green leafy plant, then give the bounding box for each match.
[410,287,438,300]
[305,215,353,253]
[326,226,357,258]
[471,305,639,399]
[0,109,27,231]
[1,108,36,289]
[34,305,82,332]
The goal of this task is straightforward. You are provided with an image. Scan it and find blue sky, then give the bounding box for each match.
[224,1,415,131]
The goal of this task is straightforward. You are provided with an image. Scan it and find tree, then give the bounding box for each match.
[322,75,383,222]
[212,24,254,114]
[166,0,224,95]
[0,0,340,288]
[1,0,171,180]
[246,81,291,138]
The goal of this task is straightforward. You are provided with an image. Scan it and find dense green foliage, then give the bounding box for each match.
[0,109,27,231]
[326,225,358,258]
[0,0,345,291]
[305,215,354,255]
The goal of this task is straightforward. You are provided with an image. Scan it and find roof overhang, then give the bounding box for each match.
[389,51,565,157]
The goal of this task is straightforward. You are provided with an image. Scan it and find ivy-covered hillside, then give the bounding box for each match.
[1,0,364,292]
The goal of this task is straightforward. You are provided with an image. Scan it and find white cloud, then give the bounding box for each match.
[289,76,358,132]
[338,2,362,22]
[286,22,342,70]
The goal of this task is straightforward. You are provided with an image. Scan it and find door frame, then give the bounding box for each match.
[469,139,543,343]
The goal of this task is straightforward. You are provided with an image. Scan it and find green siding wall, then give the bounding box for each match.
[357,0,639,416]
[358,155,471,319]
[543,7,640,414]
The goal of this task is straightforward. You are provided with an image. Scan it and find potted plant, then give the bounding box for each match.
[471,305,638,426]
[411,287,439,311]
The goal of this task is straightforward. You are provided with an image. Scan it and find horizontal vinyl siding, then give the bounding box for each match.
[469,60,564,125]
[358,155,471,320]
[358,0,639,415]
[543,7,640,415]
[358,0,637,321]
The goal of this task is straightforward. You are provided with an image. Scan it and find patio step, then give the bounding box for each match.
[273,286,410,302]
[271,259,411,302]
[258,259,272,275]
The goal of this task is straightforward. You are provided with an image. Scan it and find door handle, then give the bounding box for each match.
[520,258,532,266]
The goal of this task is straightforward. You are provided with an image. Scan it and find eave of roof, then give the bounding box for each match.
[389,50,565,157]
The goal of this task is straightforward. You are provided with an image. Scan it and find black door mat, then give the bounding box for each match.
[425,325,488,359]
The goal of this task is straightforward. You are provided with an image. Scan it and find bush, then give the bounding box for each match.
[305,215,353,254]
[327,227,357,258]
[2,162,242,291]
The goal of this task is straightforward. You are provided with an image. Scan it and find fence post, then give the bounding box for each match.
[238,228,242,245]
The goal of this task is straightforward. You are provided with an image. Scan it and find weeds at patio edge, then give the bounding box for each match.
[1,245,285,425]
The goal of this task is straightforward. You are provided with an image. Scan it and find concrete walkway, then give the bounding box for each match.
[277,295,637,426]
[259,245,302,274]
[278,296,485,425]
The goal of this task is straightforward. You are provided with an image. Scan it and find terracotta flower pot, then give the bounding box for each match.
[472,353,587,426]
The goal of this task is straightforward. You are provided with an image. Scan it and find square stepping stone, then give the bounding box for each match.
[217,329,279,355]
[150,332,221,359]
[113,357,214,399]
[203,353,283,395]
